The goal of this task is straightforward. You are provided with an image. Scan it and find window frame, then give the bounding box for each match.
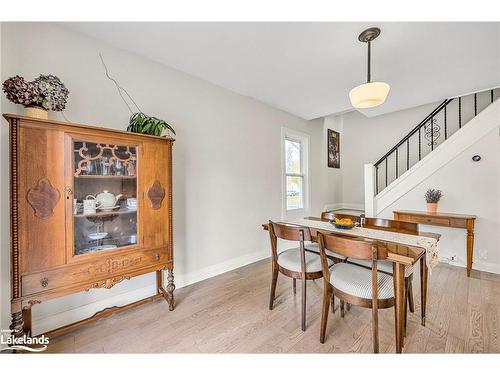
[281,127,310,219]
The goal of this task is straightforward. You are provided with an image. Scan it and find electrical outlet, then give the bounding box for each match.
[478,249,488,260]
[451,255,456,262]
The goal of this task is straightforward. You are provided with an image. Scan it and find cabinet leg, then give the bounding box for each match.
[22,308,32,337]
[9,311,24,352]
[166,268,175,311]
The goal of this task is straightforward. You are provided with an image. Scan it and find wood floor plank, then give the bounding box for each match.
[43,260,500,353]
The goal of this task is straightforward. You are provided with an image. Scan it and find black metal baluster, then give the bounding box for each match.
[430,116,434,151]
[491,89,494,103]
[444,105,447,139]
[459,97,462,128]
[418,127,422,160]
[375,167,379,194]
[395,148,399,178]
[406,139,410,171]
[474,93,477,116]
[385,158,388,188]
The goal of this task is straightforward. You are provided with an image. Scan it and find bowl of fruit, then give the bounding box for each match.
[331,217,355,230]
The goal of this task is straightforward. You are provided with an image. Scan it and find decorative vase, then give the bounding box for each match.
[24,106,48,119]
[426,203,438,213]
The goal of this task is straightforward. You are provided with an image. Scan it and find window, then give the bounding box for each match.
[282,128,309,216]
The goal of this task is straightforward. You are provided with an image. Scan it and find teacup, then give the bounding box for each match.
[83,198,102,215]
[126,198,137,207]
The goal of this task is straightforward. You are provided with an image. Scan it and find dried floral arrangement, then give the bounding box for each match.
[425,188,443,203]
[99,53,176,137]
[2,74,69,111]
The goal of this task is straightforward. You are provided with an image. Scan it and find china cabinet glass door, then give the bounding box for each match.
[72,140,138,256]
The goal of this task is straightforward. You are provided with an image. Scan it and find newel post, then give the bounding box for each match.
[364,164,377,217]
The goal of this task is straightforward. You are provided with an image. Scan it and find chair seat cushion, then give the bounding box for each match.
[278,247,333,273]
[329,263,394,300]
[347,258,414,278]
[304,242,347,261]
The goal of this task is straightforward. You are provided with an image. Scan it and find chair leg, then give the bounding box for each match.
[407,274,415,313]
[269,266,279,310]
[331,294,335,313]
[347,303,351,312]
[340,300,345,318]
[404,278,409,337]
[320,285,332,343]
[293,278,296,294]
[301,277,307,331]
[372,303,379,353]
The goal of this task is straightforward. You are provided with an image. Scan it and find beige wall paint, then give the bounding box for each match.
[0,22,335,333]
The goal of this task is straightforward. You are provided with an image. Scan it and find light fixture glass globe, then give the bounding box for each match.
[349,81,390,109]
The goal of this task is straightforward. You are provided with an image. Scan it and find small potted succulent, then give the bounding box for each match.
[2,74,69,119]
[425,188,442,213]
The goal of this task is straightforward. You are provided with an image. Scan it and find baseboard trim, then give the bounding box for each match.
[32,249,270,336]
[438,257,500,275]
[323,203,365,212]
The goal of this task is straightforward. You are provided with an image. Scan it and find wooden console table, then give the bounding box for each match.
[393,210,476,276]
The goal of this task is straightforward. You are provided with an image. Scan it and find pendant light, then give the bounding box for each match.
[349,27,390,109]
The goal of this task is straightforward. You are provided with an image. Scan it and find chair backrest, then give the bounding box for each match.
[363,217,418,234]
[318,232,377,261]
[268,221,312,268]
[317,232,382,301]
[321,211,360,223]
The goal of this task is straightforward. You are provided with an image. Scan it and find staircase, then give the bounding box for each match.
[364,87,500,216]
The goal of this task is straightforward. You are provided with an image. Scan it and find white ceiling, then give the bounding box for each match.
[63,22,500,120]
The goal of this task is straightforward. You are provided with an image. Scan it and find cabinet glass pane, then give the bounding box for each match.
[73,141,138,256]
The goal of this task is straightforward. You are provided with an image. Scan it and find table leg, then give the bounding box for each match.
[466,222,474,277]
[420,255,428,326]
[393,262,405,353]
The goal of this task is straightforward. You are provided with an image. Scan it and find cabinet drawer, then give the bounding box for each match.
[22,247,169,296]
[398,214,450,227]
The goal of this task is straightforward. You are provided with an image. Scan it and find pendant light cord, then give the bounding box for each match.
[367,41,371,83]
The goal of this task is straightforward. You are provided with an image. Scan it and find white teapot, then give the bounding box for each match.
[87,190,123,209]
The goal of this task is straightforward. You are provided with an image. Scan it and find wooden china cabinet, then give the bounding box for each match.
[4,114,175,339]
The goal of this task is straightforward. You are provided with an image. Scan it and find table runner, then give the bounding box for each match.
[285,218,439,270]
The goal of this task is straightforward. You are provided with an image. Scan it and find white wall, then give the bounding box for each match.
[322,115,343,208]
[378,128,500,274]
[332,91,495,207]
[0,22,334,334]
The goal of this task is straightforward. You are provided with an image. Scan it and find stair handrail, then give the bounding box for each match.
[373,99,453,167]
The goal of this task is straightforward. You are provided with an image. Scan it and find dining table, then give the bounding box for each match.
[261,216,440,354]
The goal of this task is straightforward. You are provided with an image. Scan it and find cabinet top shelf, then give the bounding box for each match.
[3,113,175,142]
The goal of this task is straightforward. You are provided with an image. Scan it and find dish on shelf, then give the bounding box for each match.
[87,232,108,240]
[79,244,118,254]
[97,205,120,212]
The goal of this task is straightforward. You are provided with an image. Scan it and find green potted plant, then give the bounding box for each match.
[127,112,176,137]
[100,54,176,137]
[425,188,442,213]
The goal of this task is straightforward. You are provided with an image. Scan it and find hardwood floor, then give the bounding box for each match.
[44,259,500,353]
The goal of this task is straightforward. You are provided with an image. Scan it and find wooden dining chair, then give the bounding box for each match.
[349,217,420,333]
[268,221,333,331]
[317,232,399,353]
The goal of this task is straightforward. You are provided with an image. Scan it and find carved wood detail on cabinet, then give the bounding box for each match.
[4,113,175,340]
[26,178,61,219]
[87,275,132,290]
[147,180,165,209]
